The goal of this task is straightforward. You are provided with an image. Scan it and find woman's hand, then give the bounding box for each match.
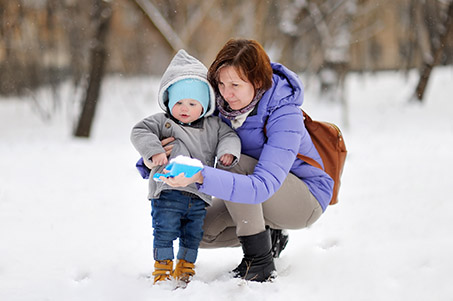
[159,170,204,187]
[161,137,175,157]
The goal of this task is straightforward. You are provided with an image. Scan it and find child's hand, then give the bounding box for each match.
[219,154,234,166]
[151,153,168,167]
[143,158,155,169]
[143,138,174,169]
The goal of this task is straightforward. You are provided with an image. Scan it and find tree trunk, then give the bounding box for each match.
[74,0,112,137]
[415,1,453,101]
[134,0,186,52]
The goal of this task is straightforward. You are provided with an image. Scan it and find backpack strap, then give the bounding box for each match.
[296,153,323,170]
[264,111,323,170]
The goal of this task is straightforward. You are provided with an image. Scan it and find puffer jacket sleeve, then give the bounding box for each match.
[215,118,242,169]
[130,114,166,161]
[198,105,304,204]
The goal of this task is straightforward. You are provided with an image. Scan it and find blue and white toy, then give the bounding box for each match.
[153,155,203,182]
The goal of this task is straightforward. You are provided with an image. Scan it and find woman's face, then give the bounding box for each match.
[218,66,255,110]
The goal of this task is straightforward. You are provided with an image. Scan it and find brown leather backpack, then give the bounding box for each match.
[265,110,347,205]
[297,110,347,205]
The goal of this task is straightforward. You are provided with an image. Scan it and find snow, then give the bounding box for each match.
[1,67,453,300]
[170,155,204,168]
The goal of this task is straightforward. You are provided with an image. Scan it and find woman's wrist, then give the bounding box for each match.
[195,170,204,184]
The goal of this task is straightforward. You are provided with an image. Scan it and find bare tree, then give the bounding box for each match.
[74,0,112,137]
[3,0,453,124]
[414,0,453,101]
[275,0,355,128]
[134,0,186,51]
[133,0,253,60]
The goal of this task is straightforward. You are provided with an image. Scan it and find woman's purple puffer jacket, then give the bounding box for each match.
[198,62,334,212]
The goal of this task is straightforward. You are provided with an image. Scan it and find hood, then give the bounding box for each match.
[158,49,216,117]
[256,62,304,118]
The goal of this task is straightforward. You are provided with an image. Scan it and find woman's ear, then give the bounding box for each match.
[254,80,263,90]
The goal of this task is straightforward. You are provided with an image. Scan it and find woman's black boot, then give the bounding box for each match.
[270,228,289,258]
[232,228,276,282]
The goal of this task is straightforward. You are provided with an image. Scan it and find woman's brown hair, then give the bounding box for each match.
[208,39,273,93]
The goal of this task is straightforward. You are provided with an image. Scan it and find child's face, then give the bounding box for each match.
[171,98,203,124]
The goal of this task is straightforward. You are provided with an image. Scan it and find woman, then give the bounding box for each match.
[160,39,334,282]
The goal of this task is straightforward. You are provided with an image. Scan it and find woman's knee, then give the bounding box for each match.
[305,203,323,227]
[262,174,323,229]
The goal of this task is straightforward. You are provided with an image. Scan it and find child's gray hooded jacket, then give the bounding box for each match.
[130,50,241,205]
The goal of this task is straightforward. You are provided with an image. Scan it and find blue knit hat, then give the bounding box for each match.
[167,78,210,118]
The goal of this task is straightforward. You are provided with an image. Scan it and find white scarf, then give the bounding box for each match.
[230,110,253,129]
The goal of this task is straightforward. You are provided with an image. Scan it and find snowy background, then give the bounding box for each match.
[1,67,452,301]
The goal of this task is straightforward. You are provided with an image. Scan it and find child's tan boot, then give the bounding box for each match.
[152,260,173,284]
[173,259,195,283]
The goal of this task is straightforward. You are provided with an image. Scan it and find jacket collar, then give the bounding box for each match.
[166,113,205,128]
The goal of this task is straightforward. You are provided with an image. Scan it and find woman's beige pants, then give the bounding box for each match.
[200,155,322,248]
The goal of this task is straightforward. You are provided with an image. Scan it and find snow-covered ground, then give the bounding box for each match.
[1,67,452,301]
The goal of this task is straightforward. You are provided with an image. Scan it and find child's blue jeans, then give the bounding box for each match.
[151,190,207,263]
